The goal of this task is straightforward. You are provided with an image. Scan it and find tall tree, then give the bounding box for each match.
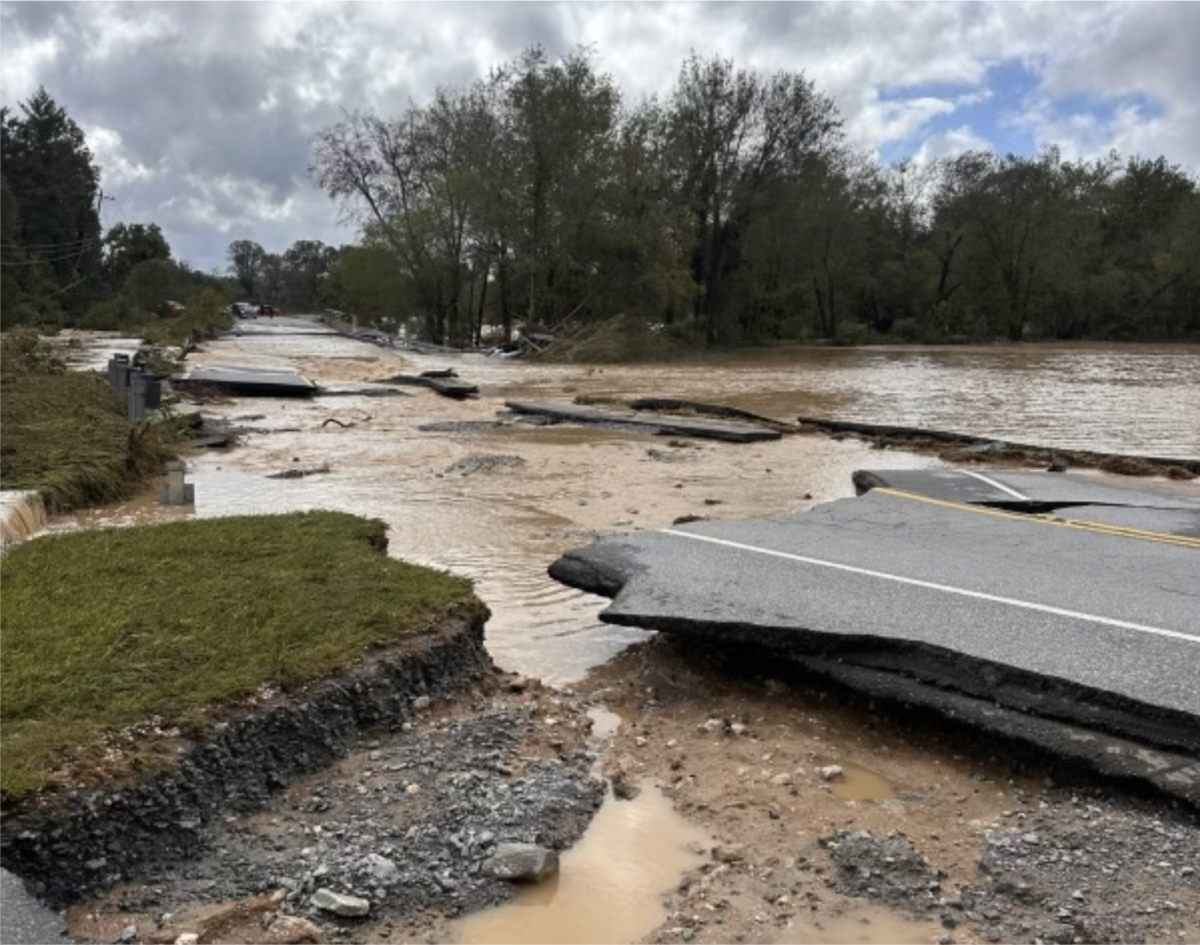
[102,222,171,291]
[933,150,1062,341]
[280,240,340,309]
[319,243,414,330]
[226,239,267,298]
[0,88,103,321]
[666,54,842,342]
[494,45,622,328]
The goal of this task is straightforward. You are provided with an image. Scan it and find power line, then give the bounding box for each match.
[0,252,101,268]
[0,236,101,250]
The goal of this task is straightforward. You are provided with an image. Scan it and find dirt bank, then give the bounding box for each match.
[57,637,1200,945]
[588,638,1200,945]
[60,671,605,945]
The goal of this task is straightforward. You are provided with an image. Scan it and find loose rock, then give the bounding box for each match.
[479,843,559,882]
[310,888,370,918]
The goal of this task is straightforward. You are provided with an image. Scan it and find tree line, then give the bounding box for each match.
[2,88,339,331]
[312,46,1200,345]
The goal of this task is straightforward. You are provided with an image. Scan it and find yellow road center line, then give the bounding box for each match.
[873,488,1200,549]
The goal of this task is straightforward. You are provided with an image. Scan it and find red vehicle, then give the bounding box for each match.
[258,304,280,317]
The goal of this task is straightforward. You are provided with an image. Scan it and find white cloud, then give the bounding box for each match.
[910,125,995,166]
[848,95,958,154]
[84,125,157,186]
[2,1,1196,273]
[0,29,60,103]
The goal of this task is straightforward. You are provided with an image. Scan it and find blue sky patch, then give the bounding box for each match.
[878,59,1044,163]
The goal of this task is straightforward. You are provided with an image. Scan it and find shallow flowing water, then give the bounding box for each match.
[46,320,1199,683]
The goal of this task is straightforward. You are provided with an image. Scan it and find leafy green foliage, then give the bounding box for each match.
[224,238,339,310]
[0,512,480,801]
[1,88,103,322]
[102,222,172,291]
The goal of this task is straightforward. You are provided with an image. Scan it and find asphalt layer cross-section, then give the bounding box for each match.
[549,483,1200,767]
[852,468,1200,537]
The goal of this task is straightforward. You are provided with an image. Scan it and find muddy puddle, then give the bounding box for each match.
[828,764,897,803]
[454,784,710,945]
[770,905,944,945]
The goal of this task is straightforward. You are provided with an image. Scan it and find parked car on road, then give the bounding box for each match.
[258,304,280,316]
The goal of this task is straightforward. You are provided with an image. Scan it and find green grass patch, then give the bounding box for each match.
[0,511,479,803]
[1,330,181,512]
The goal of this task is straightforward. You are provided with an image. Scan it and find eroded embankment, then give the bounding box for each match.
[548,544,1200,810]
[0,617,493,907]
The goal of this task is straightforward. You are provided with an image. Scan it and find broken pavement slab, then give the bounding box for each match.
[169,364,319,398]
[505,399,781,443]
[798,416,1200,476]
[549,484,1200,802]
[374,372,479,399]
[853,468,1200,538]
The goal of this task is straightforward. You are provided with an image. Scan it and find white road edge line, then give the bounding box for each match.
[957,469,1032,500]
[662,529,1197,645]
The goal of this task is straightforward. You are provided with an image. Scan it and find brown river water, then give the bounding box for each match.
[33,320,1200,944]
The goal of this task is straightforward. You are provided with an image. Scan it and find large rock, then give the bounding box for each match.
[263,915,323,944]
[310,888,370,917]
[480,843,559,882]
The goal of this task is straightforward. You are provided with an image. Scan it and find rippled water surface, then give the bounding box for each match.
[486,343,1200,458]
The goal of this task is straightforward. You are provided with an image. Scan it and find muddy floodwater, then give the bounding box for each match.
[39,321,1200,945]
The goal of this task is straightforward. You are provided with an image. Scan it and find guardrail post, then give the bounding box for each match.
[129,370,149,422]
[108,354,131,395]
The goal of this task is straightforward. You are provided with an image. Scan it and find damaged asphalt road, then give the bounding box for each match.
[549,472,1200,804]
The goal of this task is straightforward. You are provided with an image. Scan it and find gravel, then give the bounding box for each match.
[821,787,1200,944]
[63,686,606,943]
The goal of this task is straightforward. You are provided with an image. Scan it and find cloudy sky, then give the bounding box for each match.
[2,1,1197,275]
